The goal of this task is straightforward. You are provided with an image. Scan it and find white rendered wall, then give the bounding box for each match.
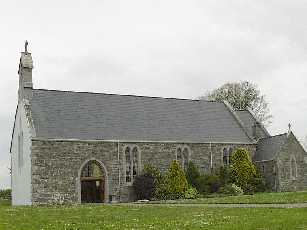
[11,102,32,205]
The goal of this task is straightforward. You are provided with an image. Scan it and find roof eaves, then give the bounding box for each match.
[31,137,255,145]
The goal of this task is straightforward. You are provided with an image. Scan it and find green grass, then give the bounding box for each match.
[0,201,307,230]
[151,191,307,204]
[1,192,307,229]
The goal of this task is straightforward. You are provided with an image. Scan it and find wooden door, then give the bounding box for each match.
[81,179,104,203]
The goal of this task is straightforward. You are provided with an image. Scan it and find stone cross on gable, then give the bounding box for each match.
[25,40,28,54]
[288,123,292,136]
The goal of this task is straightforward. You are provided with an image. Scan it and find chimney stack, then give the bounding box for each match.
[18,41,33,102]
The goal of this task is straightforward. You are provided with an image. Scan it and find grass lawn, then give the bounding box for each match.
[151,191,307,204]
[1,201,307,230]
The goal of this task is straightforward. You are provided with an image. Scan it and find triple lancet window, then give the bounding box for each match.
[125,146,139,183]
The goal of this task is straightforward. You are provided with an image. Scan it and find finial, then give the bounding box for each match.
[288,123,292,132]
[25,40,28,54]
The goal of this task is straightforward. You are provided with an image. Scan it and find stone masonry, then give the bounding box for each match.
[31,139,256,204]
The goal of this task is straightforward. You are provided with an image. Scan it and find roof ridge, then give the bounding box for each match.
[258,133,287,141]
[33,88,220,103]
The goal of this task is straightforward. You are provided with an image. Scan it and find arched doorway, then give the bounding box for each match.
[80,160,105,203]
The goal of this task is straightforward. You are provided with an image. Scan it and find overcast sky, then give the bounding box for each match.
[1,0,307,188]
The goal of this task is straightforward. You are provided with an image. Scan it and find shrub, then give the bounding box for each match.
[133,173,155,200]
[155,160,188,200]
[220,183,243,196]
[205,175,221,193]
[218,166,232,186]
[154,177,168,200]
[143,164,163,184]
[246,168,267,193]
[195,175,208,194]
[186,162,201,188]
[230,148,257,192]
[184,187,199,199]
[195,174,221,194]
[0,189,11,200]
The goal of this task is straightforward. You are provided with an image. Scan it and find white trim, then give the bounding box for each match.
[77,158,109,203]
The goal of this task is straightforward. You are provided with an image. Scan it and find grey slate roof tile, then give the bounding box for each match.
[30,89,252,143]
[254,133,288,161]
[236,110,270,139]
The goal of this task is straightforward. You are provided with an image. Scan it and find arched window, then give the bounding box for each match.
[81,160,104,178]
[132,146,138,180]
[290,157,297,179]
[228,147,233,164]
[182,147,189,170]
[223,148,228,166]
[176,147,183,166]
[176,146,190,170]
[125,146,139,183]
[125,147,131,183]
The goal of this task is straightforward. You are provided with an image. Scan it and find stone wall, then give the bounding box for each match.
[31,139,256,204]
[276,133,307,192]
[255,160,277,191]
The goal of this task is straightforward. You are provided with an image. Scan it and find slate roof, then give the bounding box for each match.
[236,110,270,139]
[254,133,288,161]
[29,89,253,143]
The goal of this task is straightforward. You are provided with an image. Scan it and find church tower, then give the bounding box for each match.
[18,41,33,102]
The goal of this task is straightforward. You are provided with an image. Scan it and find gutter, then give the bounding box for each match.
[31,137,255,145]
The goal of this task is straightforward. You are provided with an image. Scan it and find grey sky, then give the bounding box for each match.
[1,0,307,188]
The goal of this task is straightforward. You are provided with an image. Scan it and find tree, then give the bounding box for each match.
[200,81,272,126]
[230,148,257,192]
[157,160,188,200]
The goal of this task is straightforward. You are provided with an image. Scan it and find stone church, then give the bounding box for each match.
[10,44,307,205]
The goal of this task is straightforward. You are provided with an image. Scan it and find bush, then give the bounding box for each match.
[205,175,221,193]
[184,187,199,199]
[218,166,232,186]
[143,164,163,184]
[186,162,201,188]
[195,175,208,194]
[195,174,221,194]
[133,173,155,200]
[0,189,11,200]
[230,148,257,192]
[155,160,188,200]
[142,164,164,200]
[220,183,243,196]
[246,168,267,194]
